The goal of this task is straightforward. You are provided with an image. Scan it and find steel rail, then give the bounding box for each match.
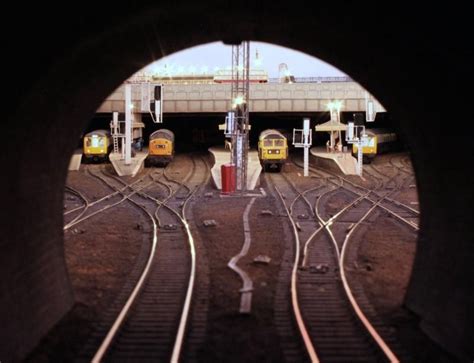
[311,177,401,361]
[283,158,404,361]
[63,185,88,215]
[91,190,158,363]
[64,172,149,215]
[302,187,372,266]
[274,185,320,363]
[292,156,419,215]
[338,194,401,362]
[329,180,419,230]
[99,157,203,363]
[291,158,419,228]
[63,177,153,230]
[90,159,203,363]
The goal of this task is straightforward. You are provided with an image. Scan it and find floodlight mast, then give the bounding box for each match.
[229,41,250,192]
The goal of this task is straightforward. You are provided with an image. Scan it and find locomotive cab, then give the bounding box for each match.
[83,130,111,162]
[147,129,175,166]
[258,129,288,172]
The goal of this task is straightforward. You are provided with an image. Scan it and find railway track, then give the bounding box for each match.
[292,157,419,231]
[74,155,209,362]
[264,171,315,362]
[266,165,409,362]
[64,168,156,229]
[63,185,88,219]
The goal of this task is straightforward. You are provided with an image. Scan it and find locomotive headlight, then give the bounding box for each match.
[275,150,280,154]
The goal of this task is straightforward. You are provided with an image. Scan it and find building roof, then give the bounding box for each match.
[315,120,347,132]
[259,129,285,140]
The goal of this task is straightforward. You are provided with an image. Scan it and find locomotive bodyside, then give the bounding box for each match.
[352,128,397,163]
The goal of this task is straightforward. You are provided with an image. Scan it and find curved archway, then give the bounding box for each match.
[1,3,472,361]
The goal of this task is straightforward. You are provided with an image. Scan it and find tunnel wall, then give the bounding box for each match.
[0,2,472,361]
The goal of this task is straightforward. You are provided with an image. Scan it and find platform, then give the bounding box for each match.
[310,147,358,175]
[109,148,148,177]
[68,149,83,171]
[208,146,262,191]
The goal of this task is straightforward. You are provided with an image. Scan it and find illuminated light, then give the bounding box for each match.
[234,95,244,105]
[327,100,344,111]
[130,104,134,109]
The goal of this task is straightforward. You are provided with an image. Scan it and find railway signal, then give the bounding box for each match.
[293,118,312,177]
[365,91,386,122]
[140,82,163,123]
[346,121,366,176]
[153,84,163,123]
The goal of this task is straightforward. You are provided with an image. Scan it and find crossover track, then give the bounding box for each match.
[267,167,402,362]
[70,155,208,362]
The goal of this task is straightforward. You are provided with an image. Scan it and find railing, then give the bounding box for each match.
[268,76,353,83]
[129,75,353,84]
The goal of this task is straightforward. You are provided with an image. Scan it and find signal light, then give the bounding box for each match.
[154,85,161,101]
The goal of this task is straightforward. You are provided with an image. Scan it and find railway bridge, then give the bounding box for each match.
[97,81,385,114]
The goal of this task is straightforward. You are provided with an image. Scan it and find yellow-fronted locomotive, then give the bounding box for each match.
[258,129,288,171]
[147,129,174,166]
[83,130,112,162]
[352,128,397,163]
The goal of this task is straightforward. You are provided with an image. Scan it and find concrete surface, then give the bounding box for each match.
[109,148,148,177]
[209,146,262,191]
[310,147,358,175]
[68,149,83,171]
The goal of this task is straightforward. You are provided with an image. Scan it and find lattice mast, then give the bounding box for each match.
[230,41,250,191]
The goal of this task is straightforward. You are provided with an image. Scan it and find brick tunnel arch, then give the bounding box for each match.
[1,3,472,361]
